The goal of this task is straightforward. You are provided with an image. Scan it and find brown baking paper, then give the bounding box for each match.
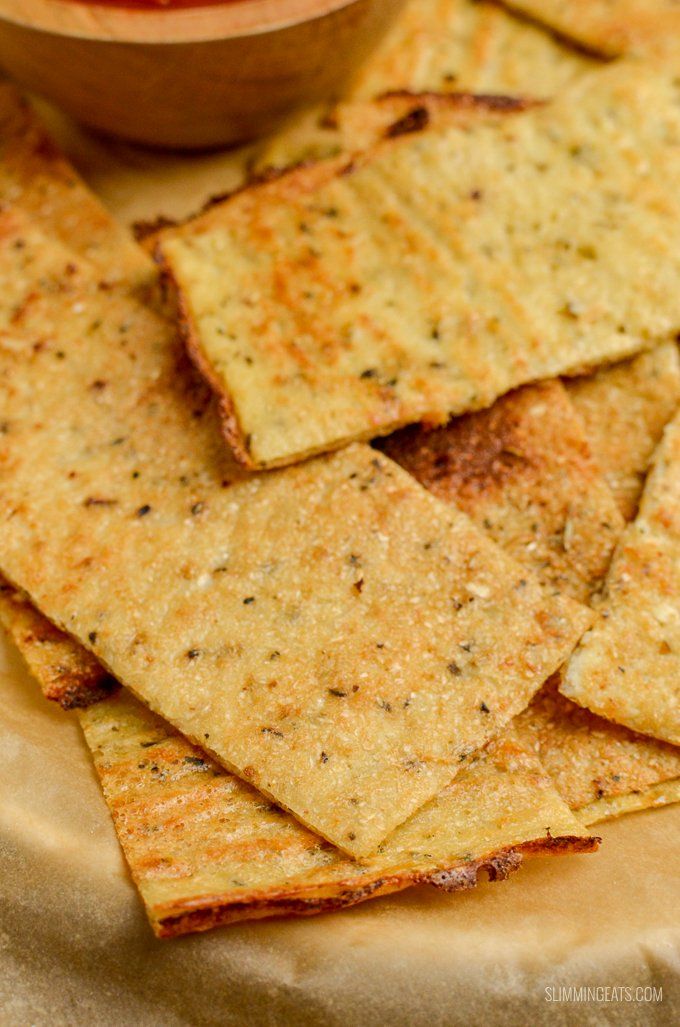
[1,102,678,1027]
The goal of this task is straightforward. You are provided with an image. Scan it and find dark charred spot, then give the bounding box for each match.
[386,106,430,138]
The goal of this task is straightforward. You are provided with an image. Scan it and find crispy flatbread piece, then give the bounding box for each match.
[0,80,152,289]
[566,343,680,520]
[382,380,680,820]
[514,680,680,821]
[380,380,624,605]
[563,411,680,744]
[0,580,115,709]
[79,689,597,937]
[160,64,680,469]
[0,212,590,858]
[349,0,594,99]
[503,0,680,59]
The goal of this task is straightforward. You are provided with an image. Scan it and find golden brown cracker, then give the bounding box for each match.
[80,689,597,937]
[160,64,680,469]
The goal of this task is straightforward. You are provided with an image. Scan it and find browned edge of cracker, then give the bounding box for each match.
[164,277,257,468]
[0,579,118,709]
[153,834,599,938]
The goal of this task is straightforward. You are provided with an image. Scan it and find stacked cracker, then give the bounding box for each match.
[1,1,679,939]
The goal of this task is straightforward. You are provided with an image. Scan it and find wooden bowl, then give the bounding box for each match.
[0,0,404,149]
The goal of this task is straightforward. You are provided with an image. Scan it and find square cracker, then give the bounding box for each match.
[79,688,597,937]
[562,411,680,744]
[381,378,680,819]
[0,211,590,858]
[502,1,680,60]
[160,63,680,469]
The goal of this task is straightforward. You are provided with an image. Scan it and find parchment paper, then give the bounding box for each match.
[1,103,679,1027]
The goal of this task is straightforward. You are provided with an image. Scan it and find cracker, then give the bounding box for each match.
[0,580,116,709]
[79,689,597,937]
[381,380,680,820]
[0,212,590,858]
[562,411,680,744]
[502,0,680,60]
[0,80,152,290]
[566,344,680,520]
[159,63,680,469]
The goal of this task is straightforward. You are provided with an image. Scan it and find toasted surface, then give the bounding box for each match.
[563,411,680,744]
[503,0,680,59]
[0,580,116,709]
[382,380,680,819]
[380,380,624,604]
[0,212,590,859]
[79,689,597,937]
[0,80,152,290]
[349,0,594,99]
[566,344,680,520]
[160,64,680,469]
[514,679,680,814]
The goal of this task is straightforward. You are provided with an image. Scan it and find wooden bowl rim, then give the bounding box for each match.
[0,0,366,44]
